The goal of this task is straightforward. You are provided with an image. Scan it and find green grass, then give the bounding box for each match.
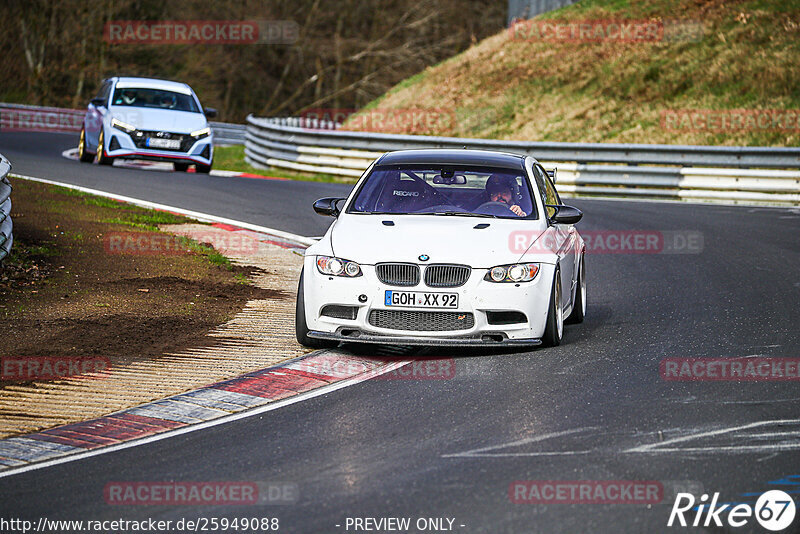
[101,211,190,232]
[22,244,59,257]
[346,0,800,147]
[45,183,236,269]
[214,145,357,183]
[177,236,231,268]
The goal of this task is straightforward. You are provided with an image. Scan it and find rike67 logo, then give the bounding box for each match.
[668,490,795,531]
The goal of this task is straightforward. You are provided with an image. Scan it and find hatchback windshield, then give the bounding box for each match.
[349,166,537,218]
[111,87,200,113]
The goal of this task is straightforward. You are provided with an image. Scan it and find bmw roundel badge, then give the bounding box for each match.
[419,254,430,261]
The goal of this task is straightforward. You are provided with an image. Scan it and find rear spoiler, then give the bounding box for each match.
[546,168,557,183]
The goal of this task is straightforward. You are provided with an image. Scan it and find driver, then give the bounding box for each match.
[158,94,175,108]
[120,90,137,105]
[485,174,527,217]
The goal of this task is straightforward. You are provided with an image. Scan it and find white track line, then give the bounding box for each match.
[0,359,410,479]
[441,427,596,458]
[10,173,317,246]
[625,419,800,453]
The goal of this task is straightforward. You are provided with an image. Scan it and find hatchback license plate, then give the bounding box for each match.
[385,290,458,308]
[146,137,180,149]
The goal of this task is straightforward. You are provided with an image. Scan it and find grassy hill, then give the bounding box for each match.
[345,0,800,146]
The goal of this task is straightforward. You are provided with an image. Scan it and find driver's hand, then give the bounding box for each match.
[510,205,527,217]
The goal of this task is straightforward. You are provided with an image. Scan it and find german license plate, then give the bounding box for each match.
[146,137,180,149]
[384,290,458,308]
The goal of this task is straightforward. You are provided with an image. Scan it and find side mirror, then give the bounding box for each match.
[546,204,582,225]
[313,197,345,217]
[204,107,218,118]
[546,168,557,183]
[90,97,106,108]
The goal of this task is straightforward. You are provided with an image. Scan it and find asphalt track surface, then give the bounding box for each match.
[1,131,800,532]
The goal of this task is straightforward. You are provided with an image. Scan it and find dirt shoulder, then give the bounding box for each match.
[0,179,306,437]
[0,179,276,362]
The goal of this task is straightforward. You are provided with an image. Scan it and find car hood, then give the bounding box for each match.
[110,108,207,134]
[328,214,549,267]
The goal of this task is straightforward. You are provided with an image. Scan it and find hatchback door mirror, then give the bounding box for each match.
[546,204,582,225]
[546,168,557,183]
[204,107,218,118]
[90,97,106,108]
[313,197,345,217]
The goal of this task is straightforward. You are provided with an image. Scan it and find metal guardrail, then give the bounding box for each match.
[0,103,245,146]
[208,121,246,145]
[245,115,800,206]
[0,154,12,262]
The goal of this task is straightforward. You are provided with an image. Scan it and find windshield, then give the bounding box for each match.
[348,166,537,218]
[111,87,200,113]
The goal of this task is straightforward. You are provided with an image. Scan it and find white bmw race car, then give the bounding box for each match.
[77,76,216,172]
[296,149,586,348]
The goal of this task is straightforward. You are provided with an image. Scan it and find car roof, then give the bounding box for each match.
[374,149,526,170]
[112,77,193,95]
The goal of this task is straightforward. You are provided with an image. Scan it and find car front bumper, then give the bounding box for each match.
[105,127,213,165]
[302,256,557,345]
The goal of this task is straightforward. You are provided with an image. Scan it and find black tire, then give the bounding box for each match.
[174,162,190,172]
[195,163,212,174]
[541,269,563,347]
[295,269,338,349]
[77,128,93,163]
[96,130,114,166]
[565,254,586,325]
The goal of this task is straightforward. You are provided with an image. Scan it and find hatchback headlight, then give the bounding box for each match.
[316,256,362,277]
[190,127,211,139]
[111,118,136,134]
[484,263,539,283]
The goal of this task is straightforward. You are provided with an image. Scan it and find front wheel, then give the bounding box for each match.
[541,269,563,347]
[95,130,114,166]
[174,162,190,172]
[77,128,93,162]
[295,270,338,349]
[195,162,212,174]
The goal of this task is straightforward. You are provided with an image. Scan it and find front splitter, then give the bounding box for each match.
[309,330,542,347]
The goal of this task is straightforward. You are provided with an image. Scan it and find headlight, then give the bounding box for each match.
[190,127,211,139]
[111,118,136,133]
[484,263,539,283]
[316,256,362,277]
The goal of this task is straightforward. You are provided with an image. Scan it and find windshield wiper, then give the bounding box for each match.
[432,211,498,218]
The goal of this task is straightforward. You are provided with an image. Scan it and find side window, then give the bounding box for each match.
[532,165,552,218]
[95,81,111,105]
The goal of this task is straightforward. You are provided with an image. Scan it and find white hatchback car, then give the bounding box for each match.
[77,77,215,172]
[296,149,586,349]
